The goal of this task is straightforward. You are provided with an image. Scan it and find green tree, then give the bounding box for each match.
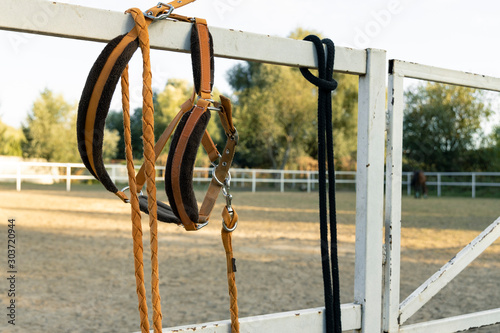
[0,120,24,156]
[106,79,224,166]
[102,128,120,162]
[491,126,500,169]
[227,29,359,170]
[228,62,316,169]
[403,83,492,171]
[476,125,500,171]
[155,79,224,166]
[22,89,80,162]
[106,107,143,160]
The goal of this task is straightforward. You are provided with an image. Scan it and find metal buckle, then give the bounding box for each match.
[121,186,144,203]
[199,97,221,112]
[144,3,174,21]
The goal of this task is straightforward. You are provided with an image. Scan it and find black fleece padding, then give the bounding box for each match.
[165,108,211,223]
[190,24,215,95]
[138,195,181,224]
[77,34,139,193]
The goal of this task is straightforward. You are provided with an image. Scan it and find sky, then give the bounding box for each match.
[1,0,500,130]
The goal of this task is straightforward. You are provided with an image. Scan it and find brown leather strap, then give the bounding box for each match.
[202,131,220,163]
[216,95,236,134]
[83,29,140,179]
[171,98,210,230]
[136,95,195,190]
[194,18,212,99]
[199,130,237,222]
[198,96,237,221]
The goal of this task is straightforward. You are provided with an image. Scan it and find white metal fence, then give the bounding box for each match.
[2,2,381,326]
[402,172,500,198]
[1,161,499,198]
[385,59,500,333]
[2,1,500,333]
[0,161,357,193]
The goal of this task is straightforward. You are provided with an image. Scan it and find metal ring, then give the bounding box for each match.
[222,219,238,232]
[120,186,144,203]
[213,170,231,188]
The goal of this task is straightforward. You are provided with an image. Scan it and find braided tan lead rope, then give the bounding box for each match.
[121,66,150,333]
[221,207,240,333]
[126,8,163,333]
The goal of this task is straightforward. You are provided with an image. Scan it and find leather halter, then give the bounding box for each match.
[77,3,240,332]
[76,3,238,231]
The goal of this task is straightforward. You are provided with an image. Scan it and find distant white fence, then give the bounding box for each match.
[0,161,356,193]
[402,172,500,198]
[1,162,499,197]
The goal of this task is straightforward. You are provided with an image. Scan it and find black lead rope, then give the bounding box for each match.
[300,35,341,333]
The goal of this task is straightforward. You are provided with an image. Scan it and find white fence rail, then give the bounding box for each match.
[1,162,499,198]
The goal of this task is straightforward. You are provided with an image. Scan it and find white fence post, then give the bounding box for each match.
[383,66,405,333]
[307,172,311,193]
[251,170,256,193]
[471,173,476,198]
[354,48,387,333]
[407,173,412,196]
[111,165,117,184]
[66,164,71,192]
[16,163,21,191]
[437,173,442,197]
[280,171,285,193]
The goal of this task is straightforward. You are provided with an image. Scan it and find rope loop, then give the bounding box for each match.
[299,35,338,91]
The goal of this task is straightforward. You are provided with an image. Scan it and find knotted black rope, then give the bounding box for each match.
[300,35,341,333]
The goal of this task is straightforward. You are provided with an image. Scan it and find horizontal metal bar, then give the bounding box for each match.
[149,304,362,333]
[474,182,500,187]
[1,0,367,74]
[400,308,500,333]
[403,172,500,177]
[425,181,500,187]
[389,59,500,92]
[399,217,500,324]
[421,172,500,177]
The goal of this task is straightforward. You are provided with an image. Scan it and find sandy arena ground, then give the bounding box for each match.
[0,188,499,332]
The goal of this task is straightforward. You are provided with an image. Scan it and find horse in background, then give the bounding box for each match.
[411,170,428,198]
